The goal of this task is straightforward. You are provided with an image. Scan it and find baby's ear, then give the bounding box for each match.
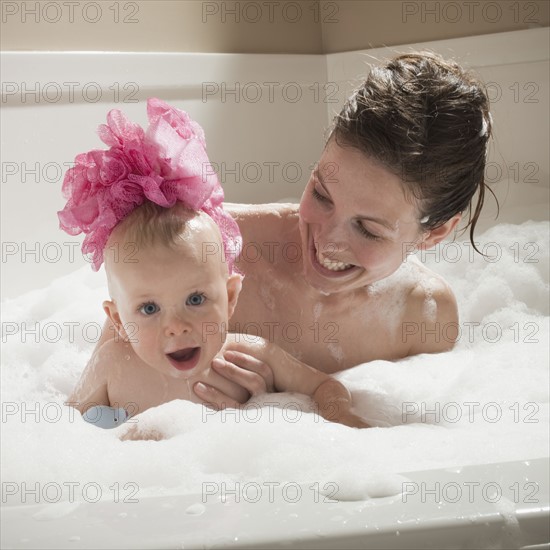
[226,274,243,319]
[103,300,128,341]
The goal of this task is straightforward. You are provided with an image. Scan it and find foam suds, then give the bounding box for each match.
[313,302,323,323]
[327,342,345,365]
[365,260,416,331]
[420,277,438,322]
[258,269,282,311]
[1,222,548,503]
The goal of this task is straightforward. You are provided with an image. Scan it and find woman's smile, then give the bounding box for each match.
[309,233,361,278]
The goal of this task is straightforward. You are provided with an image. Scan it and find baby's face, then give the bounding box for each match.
[104,215,241,379]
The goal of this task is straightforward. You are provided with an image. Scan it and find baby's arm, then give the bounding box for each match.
[67,346,110,415]
[66,342,129,428]
[222,337,369,428]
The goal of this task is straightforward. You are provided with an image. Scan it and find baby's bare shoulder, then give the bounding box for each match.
[68,340,128,412]
[96,338,133,362]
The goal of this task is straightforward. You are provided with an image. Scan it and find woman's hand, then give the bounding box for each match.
[323,409,371,429]
[313,379,371,429]
[194,338,276,410]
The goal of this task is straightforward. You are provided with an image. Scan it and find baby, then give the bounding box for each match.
[68,203,247,424]
[60,99,367,431]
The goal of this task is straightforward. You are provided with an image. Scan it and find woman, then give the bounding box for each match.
[90,52,493,410]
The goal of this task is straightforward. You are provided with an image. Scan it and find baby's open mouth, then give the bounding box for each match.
[166,347,201,371]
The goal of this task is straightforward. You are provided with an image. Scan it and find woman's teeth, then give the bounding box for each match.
[316,250,353,271]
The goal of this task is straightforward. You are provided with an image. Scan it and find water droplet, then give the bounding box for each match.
[68,535,81,542]
[185,503,205,516]
[124,355,130,361]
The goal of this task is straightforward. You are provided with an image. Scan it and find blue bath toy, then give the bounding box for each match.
[82,405,129,429]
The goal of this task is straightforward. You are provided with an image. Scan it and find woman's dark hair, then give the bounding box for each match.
[331,51,495,252]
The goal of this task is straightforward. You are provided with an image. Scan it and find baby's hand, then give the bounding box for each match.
[118,421,165,442]
[116,405,171,441]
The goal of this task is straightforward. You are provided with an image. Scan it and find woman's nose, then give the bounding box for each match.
[317,221,349,255]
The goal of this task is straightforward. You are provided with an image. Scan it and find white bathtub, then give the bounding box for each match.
[1,28,549,549]
[1,457,549,549]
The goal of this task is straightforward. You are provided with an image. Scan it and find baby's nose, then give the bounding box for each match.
[163,309,191,336]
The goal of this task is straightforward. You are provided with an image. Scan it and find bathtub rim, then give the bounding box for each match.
[2,455,549,549]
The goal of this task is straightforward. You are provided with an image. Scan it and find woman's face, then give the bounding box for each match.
[299,138,426,294]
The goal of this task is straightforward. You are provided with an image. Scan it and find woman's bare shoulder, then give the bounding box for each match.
[372,256,453,301]
[224,202,299,220]
[398,257,459,354]
[224,203,299,239]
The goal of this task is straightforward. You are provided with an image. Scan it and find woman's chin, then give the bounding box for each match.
[301,258,397,295]
[301,247,365,295]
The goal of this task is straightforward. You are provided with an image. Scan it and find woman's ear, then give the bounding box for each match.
[226,274,243,319]
[103,300,128,341]
[418,214,462,251]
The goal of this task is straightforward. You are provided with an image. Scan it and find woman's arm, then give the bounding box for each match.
[197,337,370,428]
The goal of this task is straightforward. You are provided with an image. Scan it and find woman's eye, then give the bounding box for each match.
[186,293,206,306]
[357,223,380,241]
[312,186,330,203]
[139,302,159,315]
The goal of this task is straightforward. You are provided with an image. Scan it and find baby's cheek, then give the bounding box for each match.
[129,324,158,358]
[119,315,139,343]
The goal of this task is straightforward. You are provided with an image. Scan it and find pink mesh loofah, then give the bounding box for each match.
[58,99,242,273]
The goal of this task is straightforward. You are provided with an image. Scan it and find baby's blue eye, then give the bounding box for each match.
[139,302,159,315]
[186,293,206,306]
